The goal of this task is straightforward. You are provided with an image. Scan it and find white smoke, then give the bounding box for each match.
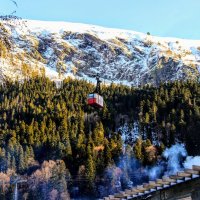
[144,143,200,181]
[148,165,164,180]
[184,156,200,169]
[148,144,200,178]
[100,142,200,197]
[163,143,187,175]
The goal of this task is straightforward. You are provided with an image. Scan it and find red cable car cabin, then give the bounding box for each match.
[88,74,104,108]
[88,93,104,108]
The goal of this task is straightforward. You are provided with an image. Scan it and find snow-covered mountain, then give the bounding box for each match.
[0,16,200,85]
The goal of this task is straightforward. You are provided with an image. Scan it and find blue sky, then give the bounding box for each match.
[0,0,200,40]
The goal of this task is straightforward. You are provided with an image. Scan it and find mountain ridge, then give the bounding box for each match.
[0,17,200,85]
[24,19,200,43]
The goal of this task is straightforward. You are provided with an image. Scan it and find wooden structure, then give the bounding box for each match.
[102,165,200,200]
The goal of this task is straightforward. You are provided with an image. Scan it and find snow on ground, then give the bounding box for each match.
[24,20,200,48]
[44,66,59,79]
[2,18,200,53]
[197,66,200,73]
[43,47,54,59]
[1,18,200,85]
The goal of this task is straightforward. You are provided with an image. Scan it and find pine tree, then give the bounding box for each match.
[18,146,25,173]
[6,152,11,170]
[11,156,16,171]
[133,138,143,161]
[85,145,96,192]
[104,139,112,166]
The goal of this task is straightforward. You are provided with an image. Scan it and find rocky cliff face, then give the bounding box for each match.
[0,16,200,85]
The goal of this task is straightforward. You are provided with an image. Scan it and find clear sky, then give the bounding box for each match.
[0,0,200,40]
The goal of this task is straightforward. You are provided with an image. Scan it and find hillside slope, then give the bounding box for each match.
[0,16,200,85]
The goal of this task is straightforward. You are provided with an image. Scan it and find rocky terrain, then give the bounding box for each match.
[0,16,200,85]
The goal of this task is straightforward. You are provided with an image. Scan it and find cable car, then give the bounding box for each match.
[87,75,104,108]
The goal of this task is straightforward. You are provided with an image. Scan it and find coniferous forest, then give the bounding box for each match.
[0,77,200,199]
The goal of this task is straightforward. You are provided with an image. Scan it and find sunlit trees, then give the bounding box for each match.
[0,76,199,197]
